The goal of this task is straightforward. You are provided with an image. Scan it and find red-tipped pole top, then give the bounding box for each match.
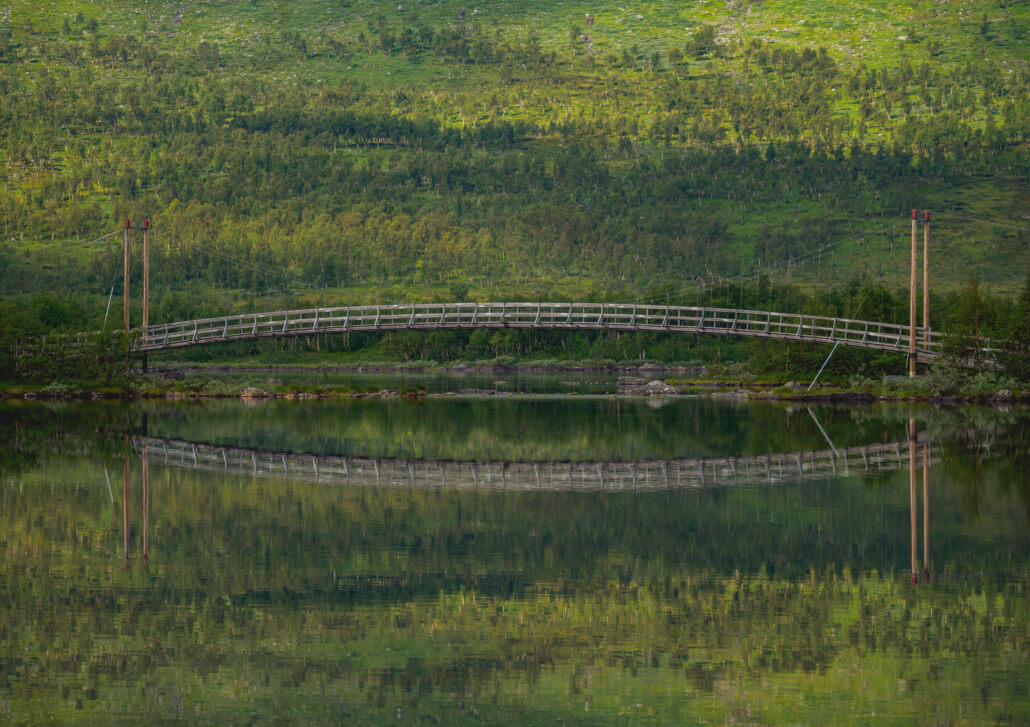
[912,209,917,220]
[125,217,131,229]
[144,219,150,230]
[923,210,930,221]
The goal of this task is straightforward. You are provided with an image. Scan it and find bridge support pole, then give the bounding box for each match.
[922,211,930,351]
[123,218,131,376]
[142,219,149,374]
[909,210,918,378]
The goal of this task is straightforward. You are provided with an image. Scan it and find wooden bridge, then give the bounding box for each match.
[134,435,933,492]
[135,302,950,363]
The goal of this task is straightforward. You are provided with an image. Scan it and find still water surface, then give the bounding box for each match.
[1,388,1028,725]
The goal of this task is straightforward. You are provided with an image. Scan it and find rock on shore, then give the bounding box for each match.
[617,377,679,396]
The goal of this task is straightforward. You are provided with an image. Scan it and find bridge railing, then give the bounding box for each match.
[137,302,950,359]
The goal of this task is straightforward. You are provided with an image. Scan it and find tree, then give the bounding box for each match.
[687,25,717,57]
[944,274,993,373]
[999,273,1030,381]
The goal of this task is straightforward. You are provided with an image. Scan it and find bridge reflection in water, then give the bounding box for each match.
[132,434,933,492]
[121,431,938,583]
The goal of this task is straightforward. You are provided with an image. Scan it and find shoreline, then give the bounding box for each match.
[2,361,1024,406]
[145,362,710,375]
[2,392,1022,406]
[2,381,1025,407]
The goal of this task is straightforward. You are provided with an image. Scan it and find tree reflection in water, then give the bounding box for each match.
[1,398,1028,724]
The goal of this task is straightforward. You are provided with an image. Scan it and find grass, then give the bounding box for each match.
[16,1,1030,84]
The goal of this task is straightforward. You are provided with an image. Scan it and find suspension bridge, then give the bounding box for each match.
[85,212,1004,369]
[132,301,947,362]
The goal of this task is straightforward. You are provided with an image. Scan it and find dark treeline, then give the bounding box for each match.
[3,136,1027,293]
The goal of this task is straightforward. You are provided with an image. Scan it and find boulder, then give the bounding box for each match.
[644,379,678,395]
[990,389,1014,402]
[713,389,750,398]
[241,387,271,399]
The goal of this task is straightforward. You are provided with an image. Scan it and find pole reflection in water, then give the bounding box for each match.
[121,437,152,572]
[122,450,129,573]
[924,439,930,583]
[908,418,932,586]
[143,441,149,569]
[909,418,918,583]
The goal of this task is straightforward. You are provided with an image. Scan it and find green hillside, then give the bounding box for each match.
[0,0,1028,313]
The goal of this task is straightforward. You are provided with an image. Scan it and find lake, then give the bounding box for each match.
[1,388,1028,725]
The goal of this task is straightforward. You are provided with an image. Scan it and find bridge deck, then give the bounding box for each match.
[136,302,949,362]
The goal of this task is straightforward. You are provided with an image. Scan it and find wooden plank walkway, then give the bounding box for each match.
[135,302,950,362]
[135,435,933,492]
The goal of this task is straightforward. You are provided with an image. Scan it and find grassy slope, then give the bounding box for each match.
[22,1,1024,84]
[2,0,1028,298]
[25,1,1027,64]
